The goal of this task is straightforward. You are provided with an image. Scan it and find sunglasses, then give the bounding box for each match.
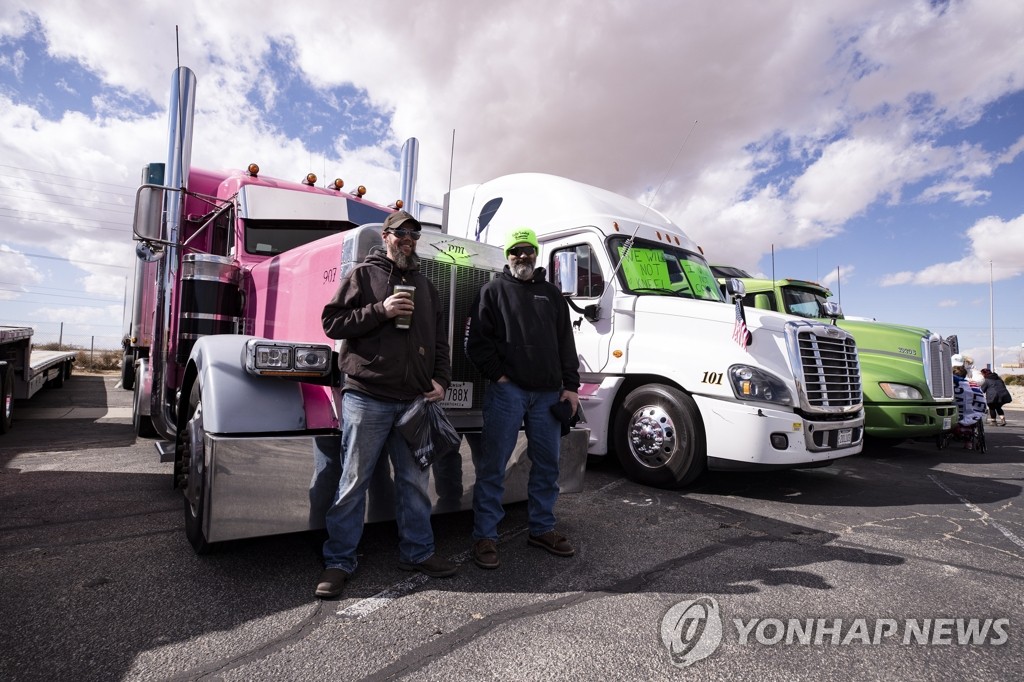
[386,228,421,240]
[509,246,536,257]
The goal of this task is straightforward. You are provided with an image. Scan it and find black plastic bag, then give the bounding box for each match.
[397,396,462,470]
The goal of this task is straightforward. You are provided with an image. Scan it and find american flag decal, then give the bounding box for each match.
[732,299,751,349]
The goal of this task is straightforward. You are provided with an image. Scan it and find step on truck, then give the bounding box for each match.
[0,326,77,435]
[126,68,587,553]
[710,269,956,442]
[442,173,866,488]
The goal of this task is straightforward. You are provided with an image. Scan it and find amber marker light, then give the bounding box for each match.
[351,185,367,197]
[303,173,318,186]
[612,350,623,358]
[330,178,344,191]
[246,163,260,177]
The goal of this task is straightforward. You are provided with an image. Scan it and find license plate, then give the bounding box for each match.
[942,417,952,430]
[837,428,853,447]
[439,381,473,409]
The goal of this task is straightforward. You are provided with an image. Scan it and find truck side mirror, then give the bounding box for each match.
[823,300,843,320]
[133,185,165,242]
[753,293,772,310]
[725,278,746,300]
[553,251,579,296]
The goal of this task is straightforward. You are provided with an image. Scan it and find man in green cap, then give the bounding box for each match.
[465,227,580,569]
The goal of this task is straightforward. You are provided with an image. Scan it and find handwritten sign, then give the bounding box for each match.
[618,246,671,289]
[680,261,718,299]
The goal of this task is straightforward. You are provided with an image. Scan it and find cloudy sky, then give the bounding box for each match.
[1,0,1022,369]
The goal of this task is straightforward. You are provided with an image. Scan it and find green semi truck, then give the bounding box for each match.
[712,268,957,442]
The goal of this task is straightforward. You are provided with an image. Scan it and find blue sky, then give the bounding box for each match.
[0,1,1022,371]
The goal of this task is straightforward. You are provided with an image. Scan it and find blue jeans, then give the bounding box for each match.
[473,381,562,540]
[322,391,435,572]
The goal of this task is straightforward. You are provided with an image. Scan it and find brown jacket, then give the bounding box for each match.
[322,251,450,401]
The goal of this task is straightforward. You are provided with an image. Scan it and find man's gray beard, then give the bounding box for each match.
[510,261,535,280]
[390,248,419,270]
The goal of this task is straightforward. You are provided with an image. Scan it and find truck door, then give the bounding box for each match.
[545,240,613,373]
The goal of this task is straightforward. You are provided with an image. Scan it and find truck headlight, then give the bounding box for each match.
[245,340,332,378]
[729,365,793,405]
[879,383,922,400]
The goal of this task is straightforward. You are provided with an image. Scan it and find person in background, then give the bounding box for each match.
[315,210,457,599]
[980,368,1011,426]
[951,354,987,428]
[466,227,580,570]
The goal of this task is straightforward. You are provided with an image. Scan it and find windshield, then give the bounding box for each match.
[608,236,723,301]
[782,286,829,318]
[244,219,361,255]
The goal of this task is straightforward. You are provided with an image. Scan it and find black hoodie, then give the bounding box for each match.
[466,266,580,392]
[322,251,450,401]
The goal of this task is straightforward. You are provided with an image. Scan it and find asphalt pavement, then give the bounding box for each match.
[1,374,1022,681]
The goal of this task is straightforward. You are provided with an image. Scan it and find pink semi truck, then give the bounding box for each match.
[126,67,586,553]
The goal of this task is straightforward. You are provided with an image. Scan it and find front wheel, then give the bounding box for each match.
[613,385,705,489]
[181,381,213,554]
[121,352,135,391]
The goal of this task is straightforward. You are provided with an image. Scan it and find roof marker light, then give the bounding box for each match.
[247,163,260,177]
[351,185,367,198]
[303,173,318,186]
[330,178,344,191]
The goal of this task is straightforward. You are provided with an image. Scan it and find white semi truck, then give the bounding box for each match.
[442,173,865,487]
[0,326,77,435]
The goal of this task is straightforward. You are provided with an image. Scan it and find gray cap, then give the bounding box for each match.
[383,210,421,232]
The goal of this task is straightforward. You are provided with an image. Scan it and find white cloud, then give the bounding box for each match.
[881,212,1024,285]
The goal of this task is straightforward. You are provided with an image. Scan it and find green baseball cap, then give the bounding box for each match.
[504,227,540,257]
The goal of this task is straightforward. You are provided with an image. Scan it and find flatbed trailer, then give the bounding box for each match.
[0,325,77,434]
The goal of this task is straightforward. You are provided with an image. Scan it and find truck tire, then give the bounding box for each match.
[121,352,135,391]
[613,384,705,489]
[0,364,13,434]
[132,379,157,438]
[181,381,213,554]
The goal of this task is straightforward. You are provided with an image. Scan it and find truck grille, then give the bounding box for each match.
[419,258,497,410]
[792,325,862,411]
[926,336,954,400]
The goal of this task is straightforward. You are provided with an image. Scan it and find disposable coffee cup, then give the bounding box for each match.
[393,284,416,329]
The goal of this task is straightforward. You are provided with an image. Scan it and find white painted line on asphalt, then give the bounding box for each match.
[16,407,133,420]
[929,474,1024,552]
[336,526,529,620]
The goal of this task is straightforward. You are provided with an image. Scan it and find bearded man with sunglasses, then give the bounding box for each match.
[465,227,580,569]
[316,210,456,598]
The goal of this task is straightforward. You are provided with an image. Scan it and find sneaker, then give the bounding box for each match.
[315,567,350,599]
[473,539,500,569]
[527,530,575,557]
[398,553,458,578]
